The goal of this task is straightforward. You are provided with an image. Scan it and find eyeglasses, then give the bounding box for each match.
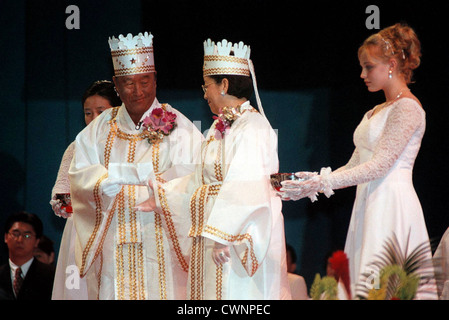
[8,231,36,241]
[201,82,216,93]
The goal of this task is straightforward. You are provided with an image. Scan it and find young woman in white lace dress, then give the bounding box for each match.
[280,23,437,299]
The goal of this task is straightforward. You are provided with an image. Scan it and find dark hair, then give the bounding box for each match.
[81,80,122,108]
[4,211,44,239]
[209,75,253,100]
[286,243,297,263]
[37,235,54,255]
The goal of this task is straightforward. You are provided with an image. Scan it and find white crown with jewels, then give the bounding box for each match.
[203,39,251,77]
[108,32,155,76]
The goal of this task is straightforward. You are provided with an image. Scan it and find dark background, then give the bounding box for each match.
[1,0,448,291]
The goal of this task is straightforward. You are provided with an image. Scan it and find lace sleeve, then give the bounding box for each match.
[324,99,424,190]
[333,147,360,174]
[51,141,75,199]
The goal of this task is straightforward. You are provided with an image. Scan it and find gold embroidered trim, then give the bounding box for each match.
[216,264,223,300]
[213,139,223,182]
[114,65,156,77]
[189,185,208,237]
[154,212,167,300]
[190,237,205,300]
[204,55,248,65]
[107,107,150,299]
[79,173,107,276]
[203,67,250,77]
[96,252,103,300]
[151,141,168,299]
[156,175,189,272]
[203,225,259,276]
[111,47,154,57]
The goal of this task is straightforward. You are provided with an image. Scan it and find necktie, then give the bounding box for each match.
[13,267,23,297]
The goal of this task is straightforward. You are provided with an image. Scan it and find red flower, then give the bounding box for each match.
[328,250,351,299]
[213,105,242,140]
[141,107,177,143]
[213,116,230,139]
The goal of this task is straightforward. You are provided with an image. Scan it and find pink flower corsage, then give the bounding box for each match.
[142,107,177,144]
[213,106,241,140]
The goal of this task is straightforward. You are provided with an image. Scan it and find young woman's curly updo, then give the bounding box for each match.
[358,23,421,84]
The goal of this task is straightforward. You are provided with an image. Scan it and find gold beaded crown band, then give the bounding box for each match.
[108,32,155,77]
[203,39,251,77]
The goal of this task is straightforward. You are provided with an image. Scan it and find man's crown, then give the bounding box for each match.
[108,32,155,76]
[203,39,251,77]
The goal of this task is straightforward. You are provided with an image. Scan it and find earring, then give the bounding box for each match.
[388,70,393,79]
[114,87,120,97]
[221,91,225,96]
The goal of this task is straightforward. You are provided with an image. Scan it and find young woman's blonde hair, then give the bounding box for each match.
[358,23,421,84]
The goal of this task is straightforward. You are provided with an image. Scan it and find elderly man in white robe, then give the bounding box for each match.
[67,32,203,300]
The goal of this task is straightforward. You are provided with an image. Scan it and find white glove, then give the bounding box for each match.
[281,175,322,202]
[101,178,123,197]
[50,199,71,218]
[212,242,231,265]
[295,171,318,180]
[280,168,334,202]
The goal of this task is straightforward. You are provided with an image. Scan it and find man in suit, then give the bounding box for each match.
[0,211,55,300]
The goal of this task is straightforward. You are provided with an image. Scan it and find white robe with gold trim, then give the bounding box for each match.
[157,102,291,299]
[68,99,203,300]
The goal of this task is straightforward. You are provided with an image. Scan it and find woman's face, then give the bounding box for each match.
[203,76,224,115]
[359,48,390,93]
[83,95,114,125]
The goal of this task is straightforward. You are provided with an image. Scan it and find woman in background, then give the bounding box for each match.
[50,80,121,299]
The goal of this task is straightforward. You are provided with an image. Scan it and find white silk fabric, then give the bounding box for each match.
[157,102,291,299]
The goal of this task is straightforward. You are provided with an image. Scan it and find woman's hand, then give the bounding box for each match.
[212,242,231,265]
[50,199,71,218]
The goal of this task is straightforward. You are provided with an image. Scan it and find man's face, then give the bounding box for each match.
[4,222,40,261]
[113,73,157,113]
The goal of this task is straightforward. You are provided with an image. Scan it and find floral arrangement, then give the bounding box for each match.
[310,233,440,300]
[142,107,177,144]
[366,265,419,300]
[310,250,351,300]
[213,105,241,140]
[310,274,339,300]
[358,232,438,300]
[328,250,351,299]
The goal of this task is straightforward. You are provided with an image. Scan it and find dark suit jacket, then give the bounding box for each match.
[0,259,55,300]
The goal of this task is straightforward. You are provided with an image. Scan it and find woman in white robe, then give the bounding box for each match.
[151,39,291,299]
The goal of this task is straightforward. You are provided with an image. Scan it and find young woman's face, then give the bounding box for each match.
[359,48,390,92]
[83,95,114,125]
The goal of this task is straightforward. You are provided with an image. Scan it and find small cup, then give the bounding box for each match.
[270,173,303,191]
